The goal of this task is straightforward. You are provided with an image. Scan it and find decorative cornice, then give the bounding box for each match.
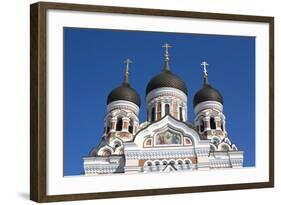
[146,87,187,104]
[107,100,140,115]
[194,101,223,115]
[125,150,196,160]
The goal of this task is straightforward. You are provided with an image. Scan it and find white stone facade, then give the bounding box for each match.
[83,96,243,175]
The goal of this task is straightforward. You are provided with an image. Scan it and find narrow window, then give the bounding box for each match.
[157,102,161,119]
[200,120,205,132]
[165,104,170,115]
[210,117,216,129]
[106,126,110,134]
[128,119,133,134]
[151,107,155,122]
[221,123,224,131]
[116,117,123,131]
[179,107,183,121]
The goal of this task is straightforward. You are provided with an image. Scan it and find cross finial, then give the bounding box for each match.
[162,43,172,62]
[201,61,209,84]
[124,58,132,84]
[201,61,209,77]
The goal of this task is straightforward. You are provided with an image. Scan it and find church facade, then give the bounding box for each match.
[83,44,243,175]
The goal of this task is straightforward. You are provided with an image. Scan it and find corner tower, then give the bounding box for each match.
[105,59,140,141]
[193,61,238,152]
[92,59,141,157]
[145,44,188,122]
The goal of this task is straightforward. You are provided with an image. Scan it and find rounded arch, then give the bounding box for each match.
[154,161,160,166]
[184,159,192,163]
[161,160,168,166]
[184,159,192,169]
[184,137,192,145]
[113,109,128,117]
[109,137,123,148]
[176,159,184,165]
[127,112,137,119]
[97,145,114,156]
[211,136,221,145]
[133,115,206,148]
[218,142,231,151]
[195,114,206,123]
[102,149,111,156]
[144,160,153,166]
[143,137,153,147]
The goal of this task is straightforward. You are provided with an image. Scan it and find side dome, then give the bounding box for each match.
[193,83,223,107]
[107,82,141,107]
[146,69,188,95]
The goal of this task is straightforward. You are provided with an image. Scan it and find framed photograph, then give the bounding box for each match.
[30,1,274,202]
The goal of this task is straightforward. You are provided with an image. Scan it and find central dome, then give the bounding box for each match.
[146,69,188,95]
[107,82,141,107]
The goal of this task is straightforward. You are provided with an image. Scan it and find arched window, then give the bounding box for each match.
[128,119,133,133]
[116,117,123,131]
[162,161,168,165]
[210,117,216,129]
[145,139,152,146]
[221,123,224,131]
[212,137,220,145]
[185,160,191,169]
[151,107,155,122]
[179,107,183,121]
[165,104,170,115]
[200,120,205,132]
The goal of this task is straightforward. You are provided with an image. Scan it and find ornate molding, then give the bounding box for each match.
[146,87,187,104]
[107,100,140,115]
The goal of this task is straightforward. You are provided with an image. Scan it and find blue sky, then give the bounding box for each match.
[63,27,255,176]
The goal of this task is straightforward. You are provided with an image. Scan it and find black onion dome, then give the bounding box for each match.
[193,83,223,107]
[146,69,188,95]
[107,82,141,107]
